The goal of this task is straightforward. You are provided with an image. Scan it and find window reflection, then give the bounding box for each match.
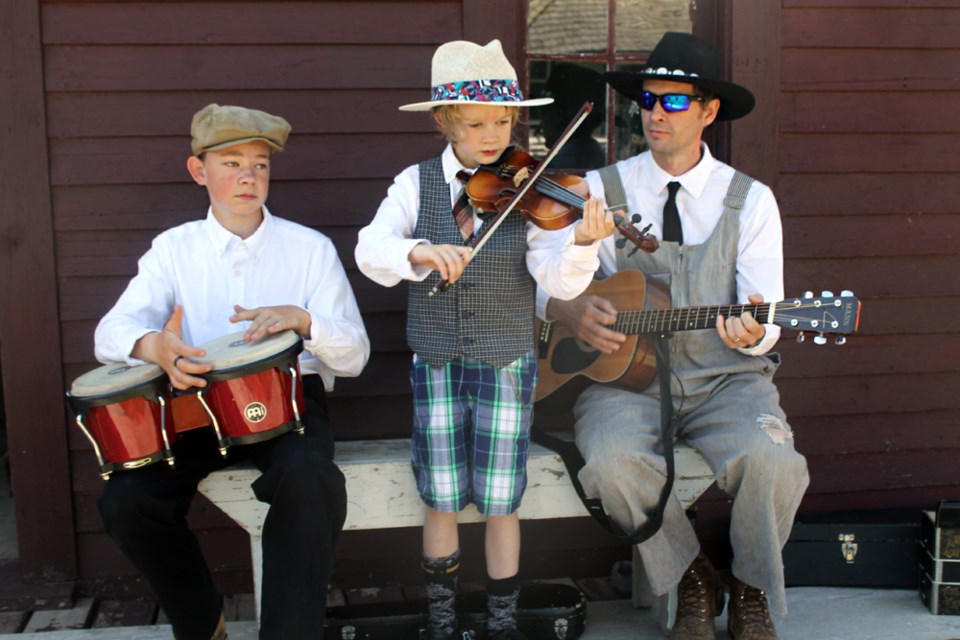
[528,0,607,55]
[526,0,692,163]
[616,0,691,53]
[530,61,607,170]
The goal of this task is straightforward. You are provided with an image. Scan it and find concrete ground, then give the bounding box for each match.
[1,586,957,639]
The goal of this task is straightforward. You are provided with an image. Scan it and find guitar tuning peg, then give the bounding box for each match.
[803,291,814,299]
[821,290,834,298]
[813,334,828,345]
[835,336,847,346]
[841,289,854,298]
[796,332,806,344]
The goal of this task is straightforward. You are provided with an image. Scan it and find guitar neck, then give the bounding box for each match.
[615,303,773,335]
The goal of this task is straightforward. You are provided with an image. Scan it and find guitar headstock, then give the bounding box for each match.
[773,290,861,345]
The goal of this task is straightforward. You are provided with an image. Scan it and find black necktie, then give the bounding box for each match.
[662,181,683,245]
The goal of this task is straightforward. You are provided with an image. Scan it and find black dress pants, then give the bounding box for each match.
[98,375,347,640]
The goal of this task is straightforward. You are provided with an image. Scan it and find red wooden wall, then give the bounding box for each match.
[0,0,958,596]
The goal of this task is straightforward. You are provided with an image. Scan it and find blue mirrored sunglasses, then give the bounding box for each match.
[638,91,705,113]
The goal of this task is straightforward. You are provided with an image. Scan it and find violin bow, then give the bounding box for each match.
[429,101,595,296]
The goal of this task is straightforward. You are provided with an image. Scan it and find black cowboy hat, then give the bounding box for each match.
[603,32,755,122]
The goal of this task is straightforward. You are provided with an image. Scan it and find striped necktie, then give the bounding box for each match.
[452,170,473,241]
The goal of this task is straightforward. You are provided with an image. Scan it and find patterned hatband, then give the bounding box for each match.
[430,79,525,104]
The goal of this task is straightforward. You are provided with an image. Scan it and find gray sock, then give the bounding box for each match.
[423,551,461,634]
[486,575,520,634]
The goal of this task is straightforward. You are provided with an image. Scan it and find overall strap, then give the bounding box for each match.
[596,163,628,213]
[723,170,753,211]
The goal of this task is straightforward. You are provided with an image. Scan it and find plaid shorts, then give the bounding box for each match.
[410,351,538,516]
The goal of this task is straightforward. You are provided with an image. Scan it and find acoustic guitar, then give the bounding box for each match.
[534,269,861,414]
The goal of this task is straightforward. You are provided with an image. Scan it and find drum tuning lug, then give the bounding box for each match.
[821,290,834,298]
[813,334,828,345]
[841,289,854,298]
[803,291,814,299]
[835,336,847,346]
[796,332,806,343]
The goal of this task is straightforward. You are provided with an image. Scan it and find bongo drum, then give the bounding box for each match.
[193,330,305,456]
[67,363,174,480]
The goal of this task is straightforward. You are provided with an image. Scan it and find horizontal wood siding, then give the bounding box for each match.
[772,0,960,530]
[41,0,476,595]
[19,0,957,597]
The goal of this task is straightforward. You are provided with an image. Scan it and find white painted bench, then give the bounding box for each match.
[198,438,714,625]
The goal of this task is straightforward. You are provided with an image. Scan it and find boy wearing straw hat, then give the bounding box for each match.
[355,40,614,639]
[541,33,808,640]
[94,103,370,640]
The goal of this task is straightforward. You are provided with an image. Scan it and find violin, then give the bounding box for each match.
[429,102,658,296]
[465,147,660,253]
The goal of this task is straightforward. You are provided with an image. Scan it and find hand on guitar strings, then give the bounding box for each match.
[716,293,767,349]
[547,295,627,355]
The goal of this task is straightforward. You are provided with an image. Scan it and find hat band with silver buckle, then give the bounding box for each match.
[430,79,525,104]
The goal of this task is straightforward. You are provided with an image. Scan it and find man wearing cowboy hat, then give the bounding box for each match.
[540,32,808,640]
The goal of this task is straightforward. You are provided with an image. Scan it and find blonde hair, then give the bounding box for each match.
[433,104,520,142]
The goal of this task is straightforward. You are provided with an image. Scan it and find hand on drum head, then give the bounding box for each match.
[230,304,311,343]
[131,305,212,391]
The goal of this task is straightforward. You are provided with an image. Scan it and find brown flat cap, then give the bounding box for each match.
[190,103,291,155]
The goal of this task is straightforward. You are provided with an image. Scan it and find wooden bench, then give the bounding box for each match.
[197,438,715,625]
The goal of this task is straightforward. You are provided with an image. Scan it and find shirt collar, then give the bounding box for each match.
[202,205,274,257]
[441,144,474,185]
[641,142,716,199]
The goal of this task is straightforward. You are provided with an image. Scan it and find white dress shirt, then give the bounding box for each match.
[538,144,784,355]
[355,144,601,301]
[95,206,370,391]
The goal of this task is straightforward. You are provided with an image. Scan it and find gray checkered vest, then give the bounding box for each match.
[407,155,534,368]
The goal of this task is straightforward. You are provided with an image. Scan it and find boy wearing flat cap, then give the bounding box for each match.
[541,33,808,640]
[94,104,370,640]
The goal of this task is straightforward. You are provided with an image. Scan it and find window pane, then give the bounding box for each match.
[528,0,608,55]
[528,61,608,170]
[615,0,691,53]
[611,63,647,160]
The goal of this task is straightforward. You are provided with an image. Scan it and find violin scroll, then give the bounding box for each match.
[613,213,659,255]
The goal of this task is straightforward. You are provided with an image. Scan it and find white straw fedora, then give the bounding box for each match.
[399,39,554,112]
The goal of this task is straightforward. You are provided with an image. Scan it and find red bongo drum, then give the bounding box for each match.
[67,363,174,480]
[194,330,305,456]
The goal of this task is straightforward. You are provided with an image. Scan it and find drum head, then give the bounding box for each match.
[70,362,166,398]
[194,329,302,373]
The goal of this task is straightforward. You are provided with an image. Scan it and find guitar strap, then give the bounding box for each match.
[532,335,676,545]
[531,163,677,545]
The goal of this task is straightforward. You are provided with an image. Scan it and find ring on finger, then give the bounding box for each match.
[173,355,184,368]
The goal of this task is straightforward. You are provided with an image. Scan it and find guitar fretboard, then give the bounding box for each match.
[615,303,773,335]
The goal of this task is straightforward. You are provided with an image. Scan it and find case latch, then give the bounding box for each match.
[839,533,858,563]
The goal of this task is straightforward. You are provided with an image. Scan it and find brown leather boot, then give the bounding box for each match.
[668,552,724,640]
[727,577,778,640]
[213,615,227,640]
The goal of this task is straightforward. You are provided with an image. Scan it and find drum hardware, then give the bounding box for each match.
[66,363,175,480]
